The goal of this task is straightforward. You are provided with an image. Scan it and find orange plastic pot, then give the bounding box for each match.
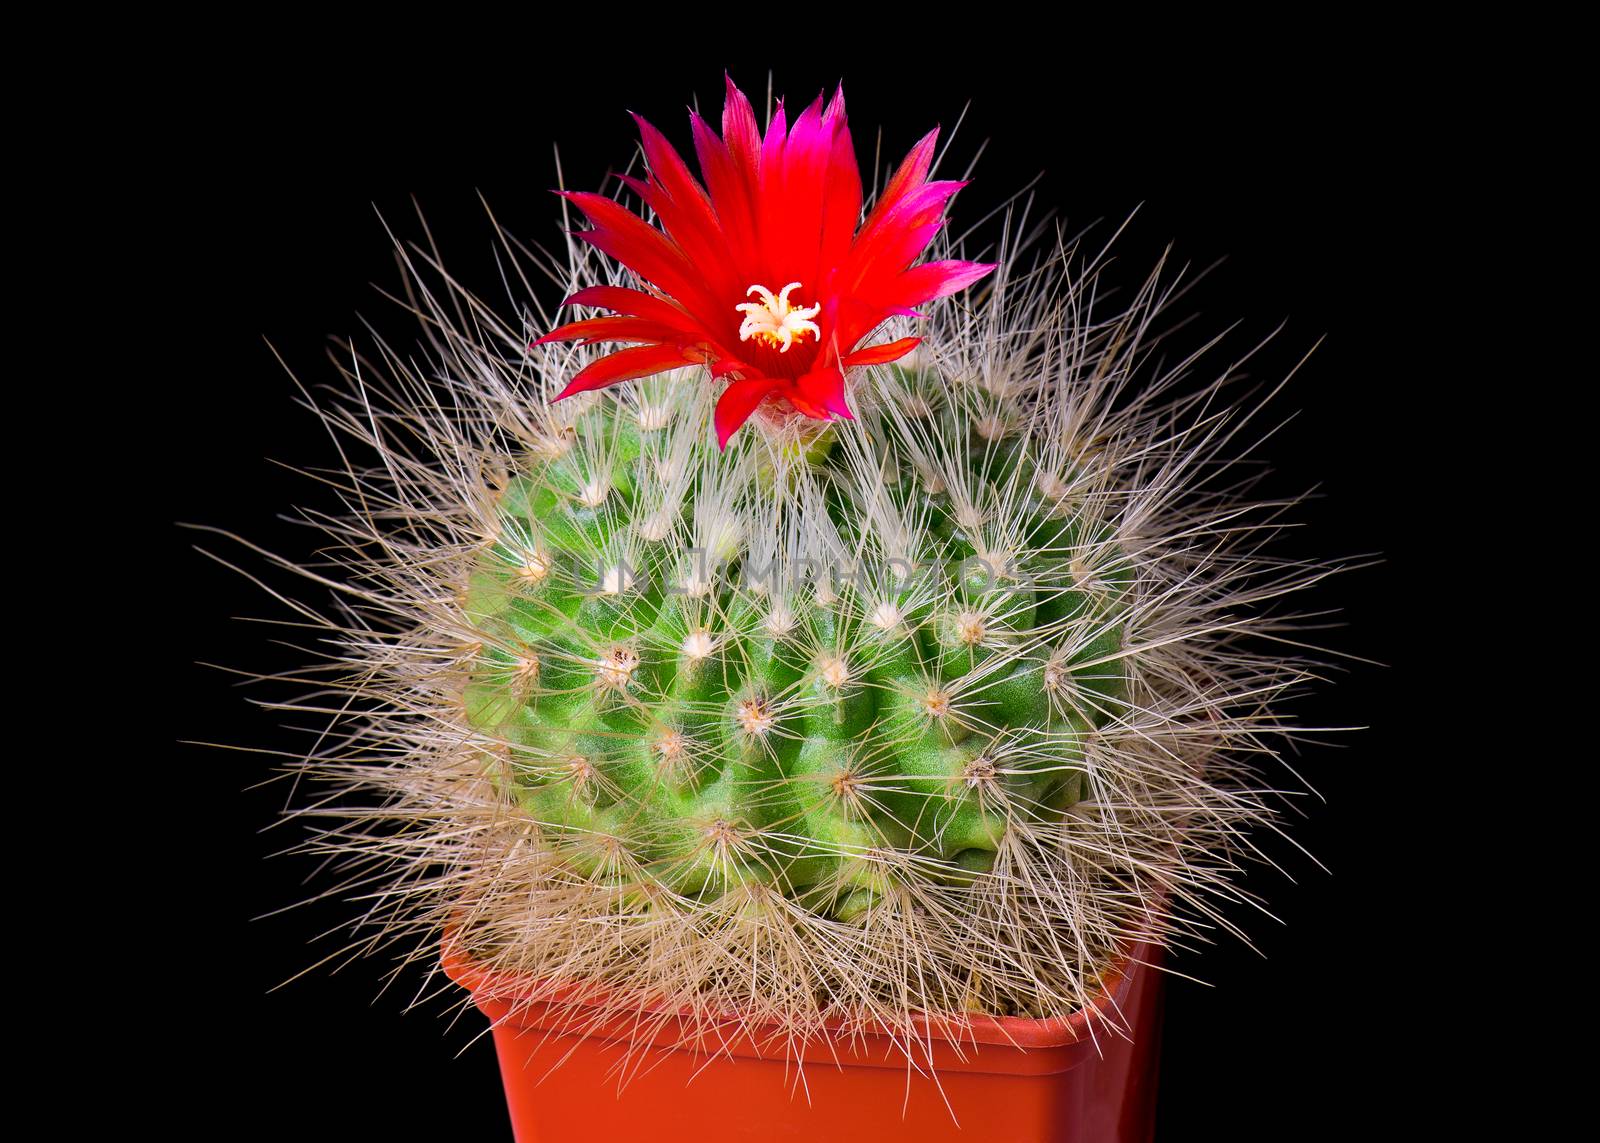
[443,939,1164,1143]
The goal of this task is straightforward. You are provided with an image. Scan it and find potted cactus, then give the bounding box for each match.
[229,75,1338,1142]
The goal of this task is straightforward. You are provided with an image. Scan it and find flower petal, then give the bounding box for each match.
[632,113,742,302]
[860,127,938,234]
[559,286,697,329]
[690,110,759,281]
[553,344,697,400]
[721,74,763,175]
[766,93,830,277]
[817,90,861,290]
[796,366,851,419]
[544,80,992,446]
[558,191,722,318]
[860,260,998,321]
[842,337,922,368]
[535,317,690,346]
[714,376,783,448]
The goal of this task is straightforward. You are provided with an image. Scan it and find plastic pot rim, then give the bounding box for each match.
[441,928,1157,1055]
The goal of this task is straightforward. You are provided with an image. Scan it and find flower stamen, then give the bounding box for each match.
[736,282,821,353]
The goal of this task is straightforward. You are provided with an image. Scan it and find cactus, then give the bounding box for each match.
[252,81,1334,1054]
[464,360,1134,927]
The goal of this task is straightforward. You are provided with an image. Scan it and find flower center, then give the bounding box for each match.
[736,281,821,353]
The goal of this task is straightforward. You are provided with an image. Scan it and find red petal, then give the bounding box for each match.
[842,337,922,368]
[912,260,996,299]
[633,114,714,218]
[822,84,846,127]
[558,191,720,316]
[632,113,740,301]
[553,344,696,400]
[690,111,759,280]
[866,260,998,318]
[766,93,831,281]
[708,353,755,379]
[860,128,938,234]
[721,75,762,175]
[615,173,653,201]
[817,97,860,290]
[560,286,697,329]
[535,317,688,346]
[761,99,788,173]
[848,180,968,283]
[787,391,829,419]
[714,377,783,448]
[796,366,851,419]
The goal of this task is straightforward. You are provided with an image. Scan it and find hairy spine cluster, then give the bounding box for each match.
[245,211,1333,1054]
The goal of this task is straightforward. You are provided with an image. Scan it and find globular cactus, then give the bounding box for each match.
[258,79,1332,1053]
[463,357,1132,926]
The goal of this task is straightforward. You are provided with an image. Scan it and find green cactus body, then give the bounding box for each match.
[461,369,1131,923]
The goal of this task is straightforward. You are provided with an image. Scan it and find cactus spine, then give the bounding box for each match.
[258,206,1329,1051]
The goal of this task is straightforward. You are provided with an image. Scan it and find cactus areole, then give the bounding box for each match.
[270,75,1327,1069]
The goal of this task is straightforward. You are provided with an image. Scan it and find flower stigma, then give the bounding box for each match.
[736,282,821,353]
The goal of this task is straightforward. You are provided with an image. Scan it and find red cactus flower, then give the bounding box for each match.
[537,76,995,447]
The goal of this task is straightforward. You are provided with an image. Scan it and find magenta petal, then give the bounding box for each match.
[913,259,998,300]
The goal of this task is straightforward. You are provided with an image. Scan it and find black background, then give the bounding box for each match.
[166,44,1440,1142]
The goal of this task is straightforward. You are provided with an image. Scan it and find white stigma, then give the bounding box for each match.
[736,282,821,353]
